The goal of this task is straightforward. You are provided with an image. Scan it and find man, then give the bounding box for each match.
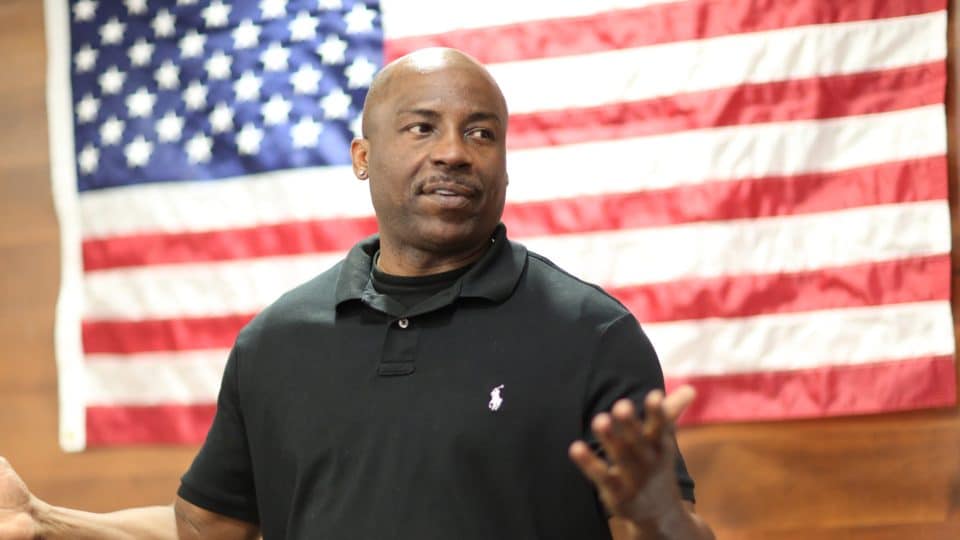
[0,48,714,539]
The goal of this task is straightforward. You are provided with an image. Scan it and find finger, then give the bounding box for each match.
[568,440,611,486]
[610,399,652,462]
[642,389,667,442]
[569,441,631,503]
[661,384,697,423]
[592,412,641,468]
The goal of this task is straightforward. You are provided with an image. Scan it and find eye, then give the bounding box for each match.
[466,127,495,141]
[406,123,432,135]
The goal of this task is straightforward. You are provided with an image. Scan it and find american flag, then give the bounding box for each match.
[45,0,955,450]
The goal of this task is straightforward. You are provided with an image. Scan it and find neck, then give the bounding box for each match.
[376,237,490,277]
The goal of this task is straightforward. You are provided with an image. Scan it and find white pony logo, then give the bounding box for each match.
[488,384,505,411]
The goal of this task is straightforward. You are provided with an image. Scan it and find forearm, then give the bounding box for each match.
[613,505,715,540]
[34,501,180,540]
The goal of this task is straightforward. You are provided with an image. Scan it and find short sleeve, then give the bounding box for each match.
[177,346,260,523]
[583,313,696,503]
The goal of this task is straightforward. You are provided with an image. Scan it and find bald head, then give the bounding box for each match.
[360,48,507,139]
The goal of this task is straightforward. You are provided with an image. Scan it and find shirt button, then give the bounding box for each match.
[397,318,409,329]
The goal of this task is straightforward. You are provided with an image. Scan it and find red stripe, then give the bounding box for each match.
[617,254,950,323]
[670,355,957,425]
[503,157,947,236]
[83,313,255,355]
[385,0,946,64]
[82,255,949,355]
[86,403,215,446]
[82,156,948,271]
[508,63,945,150]
[83,218,379,271]
[84,356,956,445]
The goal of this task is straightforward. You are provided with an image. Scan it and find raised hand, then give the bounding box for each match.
[0,457,37,540]
[569,386,701,532]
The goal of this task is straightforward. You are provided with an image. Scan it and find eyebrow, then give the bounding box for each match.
[397,108,503,126]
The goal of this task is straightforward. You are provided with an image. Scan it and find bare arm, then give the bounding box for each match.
[0,457,259,540]
[570,387,715,540]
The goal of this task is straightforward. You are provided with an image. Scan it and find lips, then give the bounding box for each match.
[419,178,479,209]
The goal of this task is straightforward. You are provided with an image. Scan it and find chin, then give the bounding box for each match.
[414,217,492,253]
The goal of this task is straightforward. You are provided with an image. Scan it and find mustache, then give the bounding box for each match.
[416,175,481,195]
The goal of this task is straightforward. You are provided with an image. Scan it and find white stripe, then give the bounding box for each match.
[82,301,954,405]
[82,201,950,320]
[78,106,945,239]
[78,165,370,239]
[45,0,87,452]
[506,105,946,204]
[381,0,678,38]
[490,12,946,114]
[84,253,345,320]
[526,201,951,287]
[85,350,229,406]
[649,301,955,377]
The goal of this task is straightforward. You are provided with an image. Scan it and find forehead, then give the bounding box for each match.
[384,65,507,118]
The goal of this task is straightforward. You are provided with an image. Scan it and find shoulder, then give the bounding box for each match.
[234,259,345,350]
[520,248,632,327]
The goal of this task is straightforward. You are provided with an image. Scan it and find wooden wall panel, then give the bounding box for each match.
[1,1,958,538]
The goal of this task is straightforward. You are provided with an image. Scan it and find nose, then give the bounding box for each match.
[429,129,471,171]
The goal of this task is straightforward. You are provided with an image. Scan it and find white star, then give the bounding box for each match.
[205,51,233,80]
[234,71,262,101]
[202,0,231,28]
[318,0,342,9]
[289,11,318,41]
[154,60,180,89]
[261,42,290,71]
[78,144,99,174]
[156,111,185,142]
[291,116,322,148]
[73,0,97,22]
[99,17,126,45]
[183,81,208,110]
[350,114,362,138]
[343,4,376,34]
[209,103,234,133]
[152,9,176,38]
[320,87,351,119]
[179,30,206,58]
[185,133,213,163]
[260,0,288,19]
[345,56,376,88]
[100,116,125,145]
[236,123,264,155]
[76,94,100,124]
[74,44,98,73]
[232,19,261,49]
[125,135,154,167]
[317,35,347,65]
[98,66,126,95]
[290,63,322,94]
[128,38,155,67]
[125,87,157,118]
[262,94,292,125]
[124,0,148,15]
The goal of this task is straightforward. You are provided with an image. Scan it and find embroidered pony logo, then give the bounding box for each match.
[488,384,505,411]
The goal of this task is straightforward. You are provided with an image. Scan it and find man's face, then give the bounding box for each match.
[357,63,508,256]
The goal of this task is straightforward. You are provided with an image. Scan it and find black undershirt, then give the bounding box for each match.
[370,251,473,309]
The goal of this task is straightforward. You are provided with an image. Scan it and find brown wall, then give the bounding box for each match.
[1,2,958,538]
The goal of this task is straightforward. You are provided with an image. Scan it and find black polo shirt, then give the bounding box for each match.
[178,224,695,539]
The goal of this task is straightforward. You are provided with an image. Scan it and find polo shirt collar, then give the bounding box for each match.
[334,223,526,310]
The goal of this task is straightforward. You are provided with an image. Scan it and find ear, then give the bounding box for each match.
[350,137,370,181]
